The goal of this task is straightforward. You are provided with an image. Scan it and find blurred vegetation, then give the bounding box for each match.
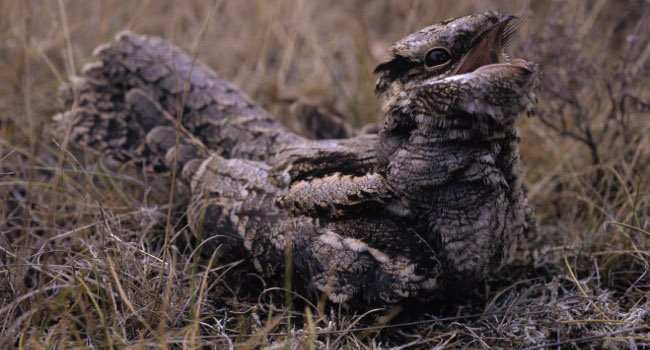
[1,0,649,348]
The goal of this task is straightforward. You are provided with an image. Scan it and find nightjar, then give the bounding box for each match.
[57,11,539,306]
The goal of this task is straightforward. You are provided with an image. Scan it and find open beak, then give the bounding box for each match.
[453,15,530,75]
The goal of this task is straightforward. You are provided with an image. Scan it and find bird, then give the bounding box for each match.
[56,11,539,307]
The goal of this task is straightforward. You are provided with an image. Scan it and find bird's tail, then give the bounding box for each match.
[54,31,303,177]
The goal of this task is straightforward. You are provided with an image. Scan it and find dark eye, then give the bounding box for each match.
[424,48,451,67]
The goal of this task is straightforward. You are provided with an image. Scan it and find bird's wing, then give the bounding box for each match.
[270,134,379,185]
[304,218,441,304]
[55,31,304,164]
[187,155,440,305]
[276,172,390,219]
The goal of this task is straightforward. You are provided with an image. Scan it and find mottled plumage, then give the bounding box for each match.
[56,12,539,306]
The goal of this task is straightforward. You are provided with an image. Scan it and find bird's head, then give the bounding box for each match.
[374,12,539,126]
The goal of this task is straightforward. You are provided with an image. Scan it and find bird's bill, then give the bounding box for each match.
[453,15,532,75]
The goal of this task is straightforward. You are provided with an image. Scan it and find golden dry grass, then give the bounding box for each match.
[1,0,649,348]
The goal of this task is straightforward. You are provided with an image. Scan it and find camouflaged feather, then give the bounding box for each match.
[56,11,538,306]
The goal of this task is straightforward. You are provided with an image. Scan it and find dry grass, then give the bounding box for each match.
[1,0,649,348]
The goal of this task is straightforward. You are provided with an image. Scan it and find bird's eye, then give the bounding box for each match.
[424,48,451,67]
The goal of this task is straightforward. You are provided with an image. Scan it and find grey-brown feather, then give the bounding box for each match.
[56,11,538,306]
